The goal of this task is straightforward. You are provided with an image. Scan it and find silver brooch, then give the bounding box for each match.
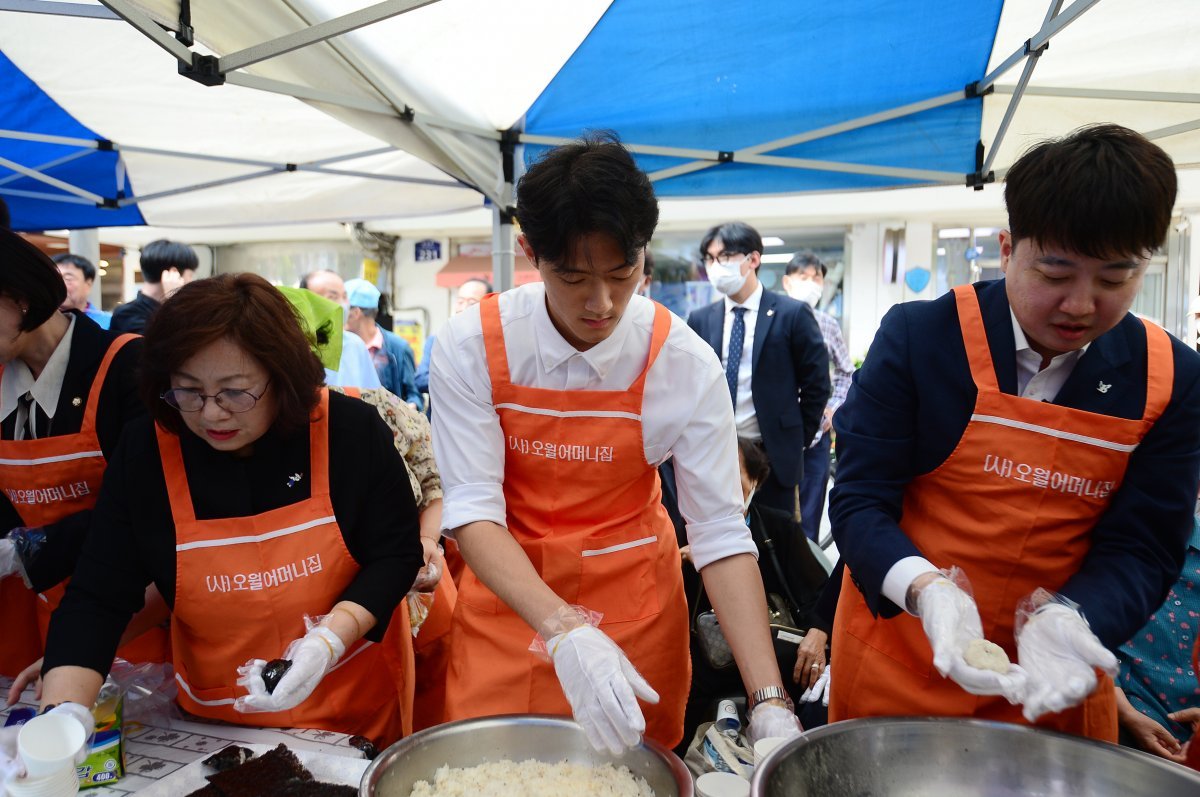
[1097,381,1111,394]
[286,472,304,488]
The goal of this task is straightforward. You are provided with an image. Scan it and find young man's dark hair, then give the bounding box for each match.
[51,253,97,282]
[139,239,198,284]
[0,228,68,330]
[516,132,658,267]
[1005,124,1177,261]
[700,221,763,261]
[0,197,10,230]
[786,252,826,279]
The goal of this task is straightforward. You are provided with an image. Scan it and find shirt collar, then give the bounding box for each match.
[1010,308,1090,363]
[723,281,764,314]
[533,286,636,380]
[0,313,75,422]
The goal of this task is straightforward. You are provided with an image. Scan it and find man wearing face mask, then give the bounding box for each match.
[783,254,856,542]
[688,222,831,517]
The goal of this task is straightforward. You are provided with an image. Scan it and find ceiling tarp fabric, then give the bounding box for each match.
[0,0,1198,237]
[0,7,486,231]
[0,50,145,230]
[981,0,1200,174]
[524,0,1004,196]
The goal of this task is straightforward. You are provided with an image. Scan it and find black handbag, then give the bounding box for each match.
[691,512,806,671]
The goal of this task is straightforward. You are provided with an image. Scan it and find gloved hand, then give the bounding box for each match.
[235,625,345,713]
[411,545,443,593]
[546,618,659,755]
[916,568,1027,703]
[1016,591,1117,723]
[0,537,17,579]
[747,702,802,745]
[801,665,830,706]
[1,725,21,785]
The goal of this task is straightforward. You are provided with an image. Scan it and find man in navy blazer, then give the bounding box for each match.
[688,222,830,516]
[829,124,1200,732]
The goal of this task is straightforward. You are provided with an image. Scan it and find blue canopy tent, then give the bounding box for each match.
[0,0,1196,294]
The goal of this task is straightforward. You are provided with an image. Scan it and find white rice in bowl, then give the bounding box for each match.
[408,758,656,797]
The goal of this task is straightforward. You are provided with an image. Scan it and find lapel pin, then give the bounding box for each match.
[766,309,775,317]
[1097,381,1111,394]
[71,397,82,407]
[286,472,304,488]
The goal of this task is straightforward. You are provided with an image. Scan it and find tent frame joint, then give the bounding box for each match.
[966,171,995,191]
[1024,36,1049,56]
[285,163,298,172]
[399,105,416,123]
[964,81,995,99]
[179,53,225,87]
[718,150,734,163]
[96,197,119,210]
[96,139,114,151]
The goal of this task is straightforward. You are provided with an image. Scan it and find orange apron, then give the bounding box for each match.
[0,335,165,675]
[412,573,457,732]
[830,285,1173,742]
[161,389,407,744]
[443,295,691,748]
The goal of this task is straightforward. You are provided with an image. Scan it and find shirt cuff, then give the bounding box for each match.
[881,556,939,615]
[440,482,506,538]
[686,515,758,571]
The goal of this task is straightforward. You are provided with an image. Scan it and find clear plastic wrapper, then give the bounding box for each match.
[528,604,604,661]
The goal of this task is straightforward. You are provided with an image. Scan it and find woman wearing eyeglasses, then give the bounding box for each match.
[35,273,423,745]
[0,229,159,680]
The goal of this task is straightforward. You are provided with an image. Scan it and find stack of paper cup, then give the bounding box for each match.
[695,771,750,797]
[6,714,84,797]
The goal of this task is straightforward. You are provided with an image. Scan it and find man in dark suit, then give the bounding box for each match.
[829,124,1200,739]
[687,222,830,516]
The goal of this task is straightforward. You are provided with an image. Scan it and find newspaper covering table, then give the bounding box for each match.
[1,675,367,795]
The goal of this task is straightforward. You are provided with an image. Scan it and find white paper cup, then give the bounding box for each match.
[4,765,79,797]
[16,714,85,780]
[753,736,788,760]
[695,771,750,797]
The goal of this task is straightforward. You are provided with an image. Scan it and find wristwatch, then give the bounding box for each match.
[748,686,795,713]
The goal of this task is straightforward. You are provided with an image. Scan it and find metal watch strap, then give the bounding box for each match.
[749,685,794,712]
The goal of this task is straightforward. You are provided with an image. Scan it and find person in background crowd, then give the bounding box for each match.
[53,253,111,330]
[344,278,422,411]
[676,437,833,753]
[783,253,855,542]
[688,222,831,518]
[109,239,197,334]
[829,124,1200,741]
[636,249,654,298]
[0,197,9,229]
[1113,492,1200,762]
[415,277,490,411]
[299,270,381,390]
[0,229,154,679]
[33,273,423,755]
[431,134,803,755]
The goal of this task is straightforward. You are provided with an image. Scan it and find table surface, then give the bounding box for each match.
[1,675,365,796]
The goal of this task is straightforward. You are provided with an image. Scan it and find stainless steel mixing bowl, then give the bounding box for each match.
[750,717,1200,796]
[360,714,693,796]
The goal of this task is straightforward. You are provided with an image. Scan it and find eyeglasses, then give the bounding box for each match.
[702,251,751,267]
[161,382,270,413]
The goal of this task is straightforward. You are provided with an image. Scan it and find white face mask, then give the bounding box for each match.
[787,278,823,307]
[707,258,749,296]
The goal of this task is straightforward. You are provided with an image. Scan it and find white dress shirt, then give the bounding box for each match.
[430,283,756,570]
[721,282,762,440]
[881,309,1088,612]
[0,314,75,439]
[326,330,382,390]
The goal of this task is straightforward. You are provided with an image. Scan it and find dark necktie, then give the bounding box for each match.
[726,306,747,405]
[18,393,38,440]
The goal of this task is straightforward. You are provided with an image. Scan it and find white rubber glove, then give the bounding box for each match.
[0,537,18,579]
[45,702,95,765]
[548,625,660,755]
[747,703,802,745]
[1016,597,1118,723]
[801,665,830,706]
[916,570,1027,703]
[235,626,345,713]
[1,725,22,785]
